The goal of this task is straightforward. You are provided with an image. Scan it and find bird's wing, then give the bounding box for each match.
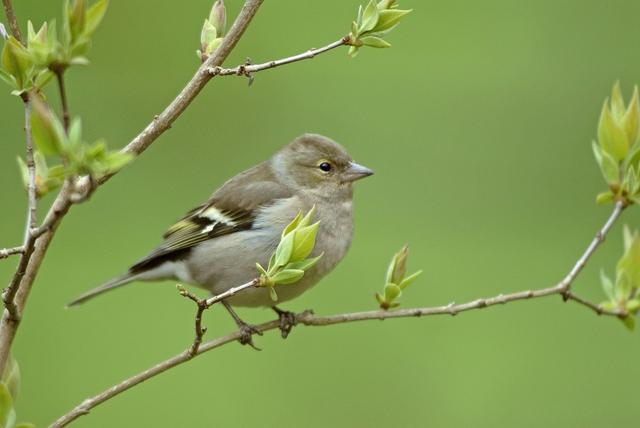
[129,162,293,273]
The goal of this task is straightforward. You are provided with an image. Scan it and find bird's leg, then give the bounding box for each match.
[222,301,263,350]
[272,306,297,339]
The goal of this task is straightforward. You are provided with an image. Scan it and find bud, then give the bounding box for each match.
[617,225,640,291]
[377,0,397,10]
[209,0,227,37]
[386,245,408,285]
[68,0,87,41]
[598,82,640,161]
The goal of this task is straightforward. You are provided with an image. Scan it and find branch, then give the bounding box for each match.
[50,202,627,427]
[54,70,71,132]
[0,0,266,374]
[0,246,23,259]
[207,36,350,81]
[1,0,22,42]
[2,98,37,321]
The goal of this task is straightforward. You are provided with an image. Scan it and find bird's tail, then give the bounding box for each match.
[67,272,139,307]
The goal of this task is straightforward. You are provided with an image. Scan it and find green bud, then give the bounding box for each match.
[30,95,66,156]
[384,283,402,301]
[0,383,15,428]
[360,0,380,33]
[84,0,109,37]
[273,231,294,272]
[1,36,31,89]
[68,0,87,42]
[386,245,408,285]
[209,0,227,37]
[598,98,629,161]
[371,9,412,33]
[290,222,320,262]
[617,225,640,291]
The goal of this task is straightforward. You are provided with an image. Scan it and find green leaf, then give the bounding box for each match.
[290,222,319,262]
[30,98,65,156]
[103,151,132,173]
[601,270,615,301]
[1,357,20,402]
[255,263,267,276]
[399,270,422,289]
[360,36,391,48]
[598,100,629,161]
[622,86,640,146]
[273,232,294,271]
[84,0,108,36]
[626,299,640,313]
[595,191,614,205]
[371,9,411,33]
[285,253,323,271]
[384,283,402,301]
[281,211,302,238]
[1,37,31,88]
[620,315,635,331]
[592,141,620,186]
[269,286,278,302]
[0,68,16,87]
[360,0,380,33]
[298,205,316,228]
[68,0,87,42]
[0,383,14,428]
[617,228,640,290]
[16,157,29,190]
[610,81,625,120]
[34,69,54,88]
[200,19,217,47]
[270,269,305,285]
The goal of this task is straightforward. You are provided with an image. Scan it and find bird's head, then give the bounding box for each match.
[272,133,374,198]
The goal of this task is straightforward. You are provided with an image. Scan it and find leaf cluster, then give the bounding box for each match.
[347,0,412,57]
[375,245,422,310]
[256,207,323,302]
[593,82,640,205]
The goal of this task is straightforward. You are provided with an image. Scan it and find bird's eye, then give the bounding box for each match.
[318,162,332,172]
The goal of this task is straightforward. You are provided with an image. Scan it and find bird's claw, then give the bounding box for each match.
[238,323,263,351]
[273,307,297,339]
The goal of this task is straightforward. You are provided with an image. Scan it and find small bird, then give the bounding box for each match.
[69,133,373,345]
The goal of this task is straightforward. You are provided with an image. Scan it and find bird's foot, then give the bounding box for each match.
[237,321,263,350]
[272,306,297,339]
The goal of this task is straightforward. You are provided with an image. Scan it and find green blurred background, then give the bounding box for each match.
[1,0,640,426]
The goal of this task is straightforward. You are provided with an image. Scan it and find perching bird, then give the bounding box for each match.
[68,133,373,345]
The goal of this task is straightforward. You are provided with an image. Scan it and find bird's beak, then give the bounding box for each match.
[343,161,374,182]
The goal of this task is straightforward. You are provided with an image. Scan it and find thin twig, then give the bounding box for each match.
[1,0,22,42]
[2,99,37,322]
[55,70,71,133]
[177,279,260,354]
[208,36,350,80]
[50,203,627,427]
[0,246,24,259]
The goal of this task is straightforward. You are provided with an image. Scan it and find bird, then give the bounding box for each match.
[68,133,373,346]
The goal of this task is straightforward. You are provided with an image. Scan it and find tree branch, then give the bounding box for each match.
[207,36,350,81]
[50,203,627,427]
[2,98,37,322]
[1,0,22,42]
[0,0,266,374]
[0,246,24,259]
